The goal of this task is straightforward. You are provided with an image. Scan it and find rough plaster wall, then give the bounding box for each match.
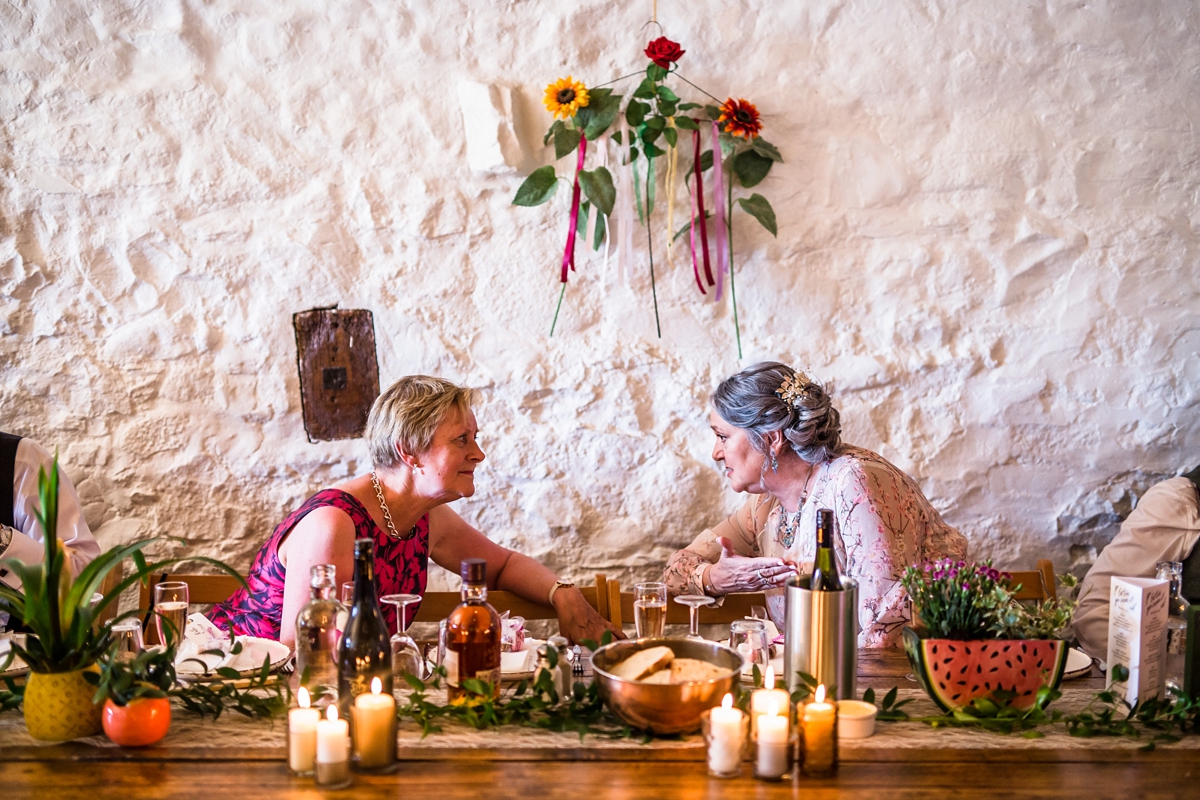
[2,1,1197,596]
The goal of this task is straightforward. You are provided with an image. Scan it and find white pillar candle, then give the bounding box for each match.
[288,687,319,774]
[801,684,838,776]
[749,666,789,739]
[706,693,745,776]
[316,705,351,787]
[353,676,396,769]
[755,700,790,780]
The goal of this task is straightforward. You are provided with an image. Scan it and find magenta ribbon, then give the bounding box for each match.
[561,132,589,283]
[692,129,714,289]
[711,122,730,301]
[689,170,705,295]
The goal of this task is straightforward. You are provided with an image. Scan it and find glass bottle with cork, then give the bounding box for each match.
[445,558,502,703]
[295,564,344,706]
[810,508,843,591]
[1156,559,1189,693]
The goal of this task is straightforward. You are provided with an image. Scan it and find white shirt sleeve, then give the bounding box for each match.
[0,438,100,589]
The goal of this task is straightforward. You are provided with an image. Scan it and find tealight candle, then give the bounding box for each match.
[288,687,319,775]
[749,665,789,739]
[315,705,351,788]
[755,698,790,780]
[801,684,838,777]
[353,676,397,771]
[703,693,747,778]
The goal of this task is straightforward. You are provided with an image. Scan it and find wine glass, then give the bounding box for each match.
[380,594,423,679]
[634,582,668,638]
[674,594,715,639]
[154,581,189,647]
[111,620,145,662]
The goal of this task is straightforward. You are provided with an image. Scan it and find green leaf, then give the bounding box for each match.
[543,120,564,147]
[734,149,773,188]
[705,104,722,120]
[881,686,897,709]
[581,92,622,141]
[592,212,606,250]
[750,137,783,162]
[698,149,713,172]
[554,125,582,161]
[512,166,559,207]
[576,201,590,238]
[656,86,679,103]
[643,142,664,159]
[646,63,668,82]
[578,167,615,216]
[672,212,711,243]
[663,127,677,148]
[645,115,666,131]
[736,194,777,236]
[640,127,661,146]
[674,116,699,131]
[633,78,656,99]
[612,130,623,145]
[862,687,876,705]
[658,101,677,118]
[679,102,702,111]
[625,101,646,127]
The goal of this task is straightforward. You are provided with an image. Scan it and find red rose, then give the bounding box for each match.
[644,37,685,69]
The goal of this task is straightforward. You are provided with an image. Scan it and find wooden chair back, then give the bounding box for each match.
[605,579,769,629]
[410,574,609,624]
[1008,559,1057,602]
[138,573,245,611]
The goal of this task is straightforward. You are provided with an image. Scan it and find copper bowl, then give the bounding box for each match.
[590,638,744,734]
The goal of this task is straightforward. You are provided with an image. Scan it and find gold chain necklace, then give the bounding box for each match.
[777,464,816,548]
[371,471,416,541]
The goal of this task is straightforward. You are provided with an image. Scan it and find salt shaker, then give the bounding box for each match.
[533,644,563,703]
[548,635,574,701]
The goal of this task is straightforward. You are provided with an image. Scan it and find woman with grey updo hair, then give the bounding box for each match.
[663,362,967,648]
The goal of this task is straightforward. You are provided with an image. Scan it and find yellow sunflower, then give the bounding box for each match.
[543,76,590,120]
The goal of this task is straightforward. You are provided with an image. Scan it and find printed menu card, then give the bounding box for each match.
[1106,576,1169,703]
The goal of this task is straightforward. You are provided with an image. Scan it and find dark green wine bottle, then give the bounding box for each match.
[337,538,393,718]
[810,508,843,591]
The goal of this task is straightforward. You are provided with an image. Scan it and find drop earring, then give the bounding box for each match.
[771,452,779,473]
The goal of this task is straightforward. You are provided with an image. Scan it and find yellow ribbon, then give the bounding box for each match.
[664,117,678,271]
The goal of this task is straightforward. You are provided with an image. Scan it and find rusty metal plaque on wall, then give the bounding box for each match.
[293,307,380,442]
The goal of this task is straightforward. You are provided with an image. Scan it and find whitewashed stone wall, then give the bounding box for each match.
[2,0,1197,593]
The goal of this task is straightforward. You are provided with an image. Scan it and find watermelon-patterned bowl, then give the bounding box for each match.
[902,627,1068,713]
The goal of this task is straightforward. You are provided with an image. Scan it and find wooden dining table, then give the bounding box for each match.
[3,649,1199,799]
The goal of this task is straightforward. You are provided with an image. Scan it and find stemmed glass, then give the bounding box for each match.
[153,581,189,647]
[674,594,715,639]
[380,594,423,679]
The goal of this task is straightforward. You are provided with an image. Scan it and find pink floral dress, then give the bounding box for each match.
[662,446,968,647]
[207,489,430,640]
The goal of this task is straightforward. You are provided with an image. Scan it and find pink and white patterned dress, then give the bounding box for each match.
[663,446,968,647]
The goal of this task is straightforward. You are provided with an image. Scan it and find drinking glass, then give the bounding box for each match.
[154,582,189,646]
[111,620,145,662]
[634,582,668,638]
[380,593,424,679]
[674,594,715,639]
[730,619,770,675]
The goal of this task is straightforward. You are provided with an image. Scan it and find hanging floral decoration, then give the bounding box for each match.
[513,35,782,353]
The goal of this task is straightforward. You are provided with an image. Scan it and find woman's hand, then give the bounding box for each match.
[706,537,796,594]
[553,588,625,644]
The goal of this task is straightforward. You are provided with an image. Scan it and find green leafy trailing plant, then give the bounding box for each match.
[86,640,177,707]
[1062,665,1200,750]
[168,639,292,721]
[861,686,915,722]
[0,456,246,673]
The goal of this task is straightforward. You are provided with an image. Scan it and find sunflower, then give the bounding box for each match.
[543,76,590,120]
[718,97,763,140]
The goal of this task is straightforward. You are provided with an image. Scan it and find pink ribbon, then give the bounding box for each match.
[692,129,714,289]
[561,132,589,283]
[711,121,729,301]
[689,171,705,295]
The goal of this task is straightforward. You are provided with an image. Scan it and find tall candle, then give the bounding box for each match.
[705,693,745,777]
[288,687,319,774]
[353,676,397,770]
[801,684,837,777]
[316,705,351,787]
[755,698,790,780]
[750,666,789,739]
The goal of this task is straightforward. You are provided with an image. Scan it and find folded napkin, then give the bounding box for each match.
[175,613,288,676]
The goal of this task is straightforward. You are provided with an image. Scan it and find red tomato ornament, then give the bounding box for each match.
[102,697,171,747]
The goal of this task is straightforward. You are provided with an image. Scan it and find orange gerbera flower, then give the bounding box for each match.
[543,76,590,120]
[719,97,763,140]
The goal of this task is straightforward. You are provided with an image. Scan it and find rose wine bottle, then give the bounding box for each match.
[810,508,843,591]
[445,558,501,703]
[337,539,393,718]
[295,564,344,704]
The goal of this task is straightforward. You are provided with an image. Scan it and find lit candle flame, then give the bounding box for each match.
[721,693,733,710]
[371,676,382,695]
[298,687,311,709]
[768,698,780,717]
[326,705,338,722]
[765,665,775,688]
[815,684,826,704]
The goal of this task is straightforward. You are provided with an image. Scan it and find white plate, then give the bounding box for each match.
[176,636,291,681]
[1063,647,1094,680]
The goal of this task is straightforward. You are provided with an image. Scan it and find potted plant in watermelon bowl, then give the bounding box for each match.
[0,458,244,741]
[900,559,1076,713]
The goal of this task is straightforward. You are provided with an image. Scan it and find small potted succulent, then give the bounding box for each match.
[901,559,1076,713]
[0,458,243,741]
[88,642,177,746]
